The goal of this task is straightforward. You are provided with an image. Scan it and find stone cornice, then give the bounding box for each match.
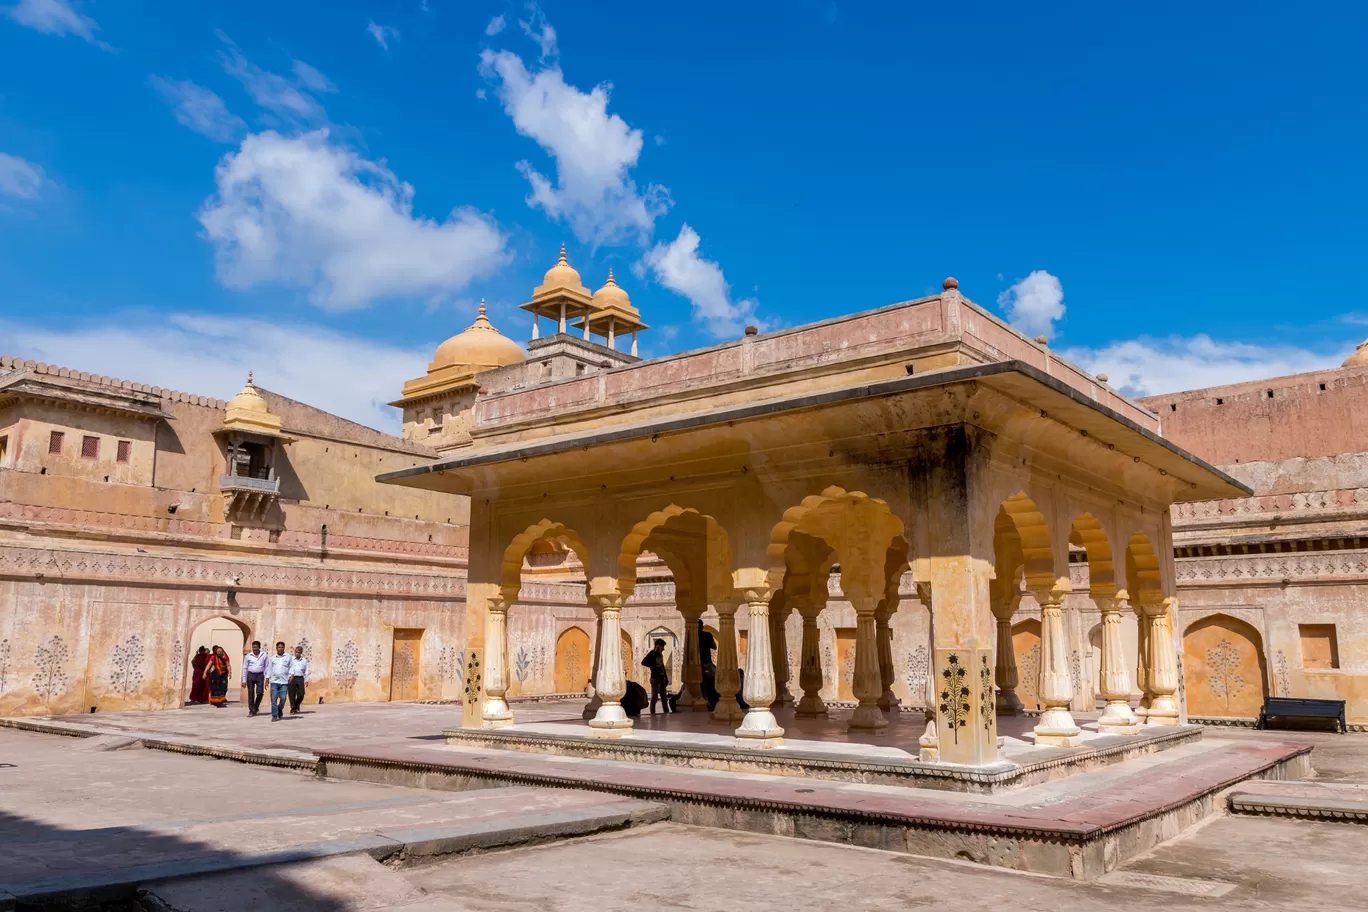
[1172,488,1368,532]
[1175,547,1368,587]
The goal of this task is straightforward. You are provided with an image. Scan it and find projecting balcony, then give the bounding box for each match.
[219,474,281,494]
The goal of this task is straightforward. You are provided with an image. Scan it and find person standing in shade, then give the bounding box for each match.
[241,641,268,717]
[266,641,292,722]
[698,620,719,710]
[641,638,672,715]
[288,645,310,714]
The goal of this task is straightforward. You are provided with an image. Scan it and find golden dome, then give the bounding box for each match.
[539,244,584,293]
[590,268,638,317]
[228,372,270,413]
[430,300,525,372]
[1344,339,1368,368]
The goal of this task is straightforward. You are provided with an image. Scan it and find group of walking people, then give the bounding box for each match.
[621,621,746,717]
[188,640,310,720]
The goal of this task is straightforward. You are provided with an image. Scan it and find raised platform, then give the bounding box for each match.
[444,721,1205,793]
[316,735,1312,881]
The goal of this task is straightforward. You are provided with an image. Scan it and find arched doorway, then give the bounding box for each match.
[186,616,249,704]
[1012,619,1043,711]
[1183,614,1268,719]
[645,626,679,684]
[620,629,634,685]
[554,627,591,694]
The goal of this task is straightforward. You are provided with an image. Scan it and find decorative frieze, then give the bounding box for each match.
[1175,549,1368,585]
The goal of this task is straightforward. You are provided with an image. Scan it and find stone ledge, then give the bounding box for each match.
[1228,789,1368,823]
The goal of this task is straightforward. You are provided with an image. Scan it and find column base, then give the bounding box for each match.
[995,690,1024,716]
[772,686,793,709]
[1146,695,1180,725]
[482,717,515,730]
[918,719,939,762]
[1098,700,1140,733]
[1033,706,1083,747]
[581,693,602,721]
[877,691,900,712]
[735,708,785,748]
[482,697,513,729]
[588,701,633,738]
[676,691,709,712]
[795,694,827,717]
[1097,722,1142,735]
[848,702,889,731]
[711,702,744,724]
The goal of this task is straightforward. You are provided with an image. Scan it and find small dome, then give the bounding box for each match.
[228,372,270,413]
[1344,339,1368,368]
[591,268,637,315]
[540,243,584,294]
[431,301,525,372]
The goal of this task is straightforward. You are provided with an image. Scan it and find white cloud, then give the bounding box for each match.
[367,20,400,51]
[197,129,509,311]
[291,60,336,94]
[480,48,669,246]
[999,270,1065,340]
[518,6,557,60]
[6,0,101,44]
[485,14,506,36]
[0,314,430,432]
[148,77,245,143]
[220,43,328,125]
[1063,335,1346,398]
[0,152,44,199]
[643,224,758,339]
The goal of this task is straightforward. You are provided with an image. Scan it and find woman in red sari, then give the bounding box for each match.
[188,646,211,704]
[206,646,231,708]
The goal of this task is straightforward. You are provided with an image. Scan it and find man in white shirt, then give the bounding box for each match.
[266,641,293,721]
[241,641,269,717]
[288,645,311,715]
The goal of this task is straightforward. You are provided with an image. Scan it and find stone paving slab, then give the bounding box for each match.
[1229,779,1368,822]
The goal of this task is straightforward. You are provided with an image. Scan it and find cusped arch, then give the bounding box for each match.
[1183,612,1268,718]
[766,486,906,597]
[997,493,1056,590]
[1124,530,1162,603]
[1069,512,1115,596]
[501,519,592,599]
[617,505,732,602]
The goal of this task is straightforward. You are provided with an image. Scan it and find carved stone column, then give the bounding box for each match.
[580,603,604,721]
[1032,589,1082,747]
[1134,600,1152,721]
[992,598,1023,716]
[915,582,938,762]
[736,585,784,747]
[711,599,743,723]
[849,597,887,731]
[677,604,707,712]
[1096,596,1140,733]
[769,599,793,709]
[1145,597,1181,725]
[588,593,632,737]
[793,595,826,717]
[875,605,899,712]
[481,595,514,728]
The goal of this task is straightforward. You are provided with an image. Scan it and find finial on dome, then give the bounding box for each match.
[558,243,567,264]
[943,277,959,291]
[607,267,616,285]
[246,370,253,385]
[479,298,487,317]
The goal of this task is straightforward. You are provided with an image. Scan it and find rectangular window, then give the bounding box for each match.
[81,435,100,459]
[1299,624,1340,670]
[116,440,132,463]
[48,430,64,454]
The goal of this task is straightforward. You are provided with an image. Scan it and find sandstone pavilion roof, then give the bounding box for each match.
[395,301,526,406]
[218,371,289,439]
[1344,338,1368,368]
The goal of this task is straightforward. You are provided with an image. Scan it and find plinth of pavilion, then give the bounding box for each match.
[441,707,1205,794]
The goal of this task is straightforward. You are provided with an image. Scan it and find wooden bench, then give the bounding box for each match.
[1256,696,1347,734]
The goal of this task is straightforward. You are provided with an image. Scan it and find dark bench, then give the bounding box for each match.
[1256,696,1347,734]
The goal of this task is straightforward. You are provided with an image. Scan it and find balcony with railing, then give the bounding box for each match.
[219,473,281,494]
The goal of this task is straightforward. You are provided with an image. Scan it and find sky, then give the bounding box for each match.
[1,1,1365,431]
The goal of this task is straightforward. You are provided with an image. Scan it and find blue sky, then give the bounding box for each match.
[1,1,1364,430]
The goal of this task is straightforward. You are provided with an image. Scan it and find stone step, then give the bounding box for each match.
[1228,781,1368,822]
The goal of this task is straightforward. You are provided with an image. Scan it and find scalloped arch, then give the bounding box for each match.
[997,493,1056,590]
[765,485,905,596]
[617,505,732,603]
[500,519,592,599]
[1069,512,1115,595]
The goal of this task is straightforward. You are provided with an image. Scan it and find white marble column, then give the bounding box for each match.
[588,594,632,737]
[769,605,793,708]
[1145,597,1181,725]
[850,597,887,731]
[794,597,826,717]
[580,605,604,720]
[993,604,1023,715]
[736,587,784,747]
[711,600,743,723]
[875,605,899,712]
[481,595,514,728]
[1032,589,1082,747]
[915,582,939,761]
[1096,596,1140,733]
[1134,600,1152,722]
[678,604,707,712]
